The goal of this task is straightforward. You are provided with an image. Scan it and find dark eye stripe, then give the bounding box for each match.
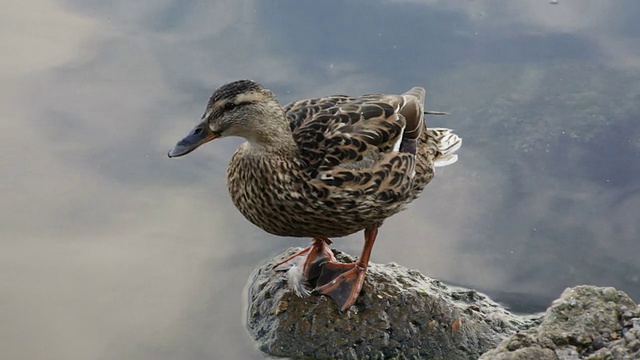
[224,101,253,111]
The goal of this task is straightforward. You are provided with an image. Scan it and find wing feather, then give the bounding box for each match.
[290,98,406,170]
[284,95,352,131]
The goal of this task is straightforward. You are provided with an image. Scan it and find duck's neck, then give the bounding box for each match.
[238,103,297,154]
[244,126,297,154]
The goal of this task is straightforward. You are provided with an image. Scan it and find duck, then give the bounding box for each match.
[168,80,461,311]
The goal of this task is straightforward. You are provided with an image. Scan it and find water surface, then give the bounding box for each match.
[2,0,639,358]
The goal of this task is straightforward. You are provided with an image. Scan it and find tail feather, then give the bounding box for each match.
[399,87,426,142]
[430,128,462,167]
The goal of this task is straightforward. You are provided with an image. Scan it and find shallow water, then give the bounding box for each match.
[2,0,639,359]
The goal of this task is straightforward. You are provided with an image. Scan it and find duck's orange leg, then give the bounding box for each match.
[273,237,336,280]
[313,227,378,311]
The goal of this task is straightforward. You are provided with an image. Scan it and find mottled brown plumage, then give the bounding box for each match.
[168,80,461,311]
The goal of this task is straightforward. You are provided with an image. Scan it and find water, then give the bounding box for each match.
[2,1,639,359]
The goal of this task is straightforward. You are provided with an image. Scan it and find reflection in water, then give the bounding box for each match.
[2,0,639,359]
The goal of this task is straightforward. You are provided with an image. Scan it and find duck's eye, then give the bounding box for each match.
[223,102,237,111]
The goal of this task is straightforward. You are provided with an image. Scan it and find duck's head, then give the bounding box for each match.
[168,79,286,158]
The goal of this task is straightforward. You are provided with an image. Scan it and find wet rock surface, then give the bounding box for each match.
[479,286,640,360]
[246,249,639,359]
[246,248,541,359]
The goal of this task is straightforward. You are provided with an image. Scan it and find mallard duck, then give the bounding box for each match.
[168,80,461,311]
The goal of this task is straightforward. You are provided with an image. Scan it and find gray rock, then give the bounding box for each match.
[246,248,541,359]
[246,249,639,359]
[479,286,640,360]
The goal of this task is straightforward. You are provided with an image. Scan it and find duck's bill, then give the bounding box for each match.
[168,123,220,158]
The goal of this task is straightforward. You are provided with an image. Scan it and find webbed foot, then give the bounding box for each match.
[273,237,336,296]
[314,262,366,311]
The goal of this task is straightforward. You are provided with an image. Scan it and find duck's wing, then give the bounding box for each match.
[290,89,434,204]
[289,89,426,170]
[284,95,353,132]
[288,93,421,201]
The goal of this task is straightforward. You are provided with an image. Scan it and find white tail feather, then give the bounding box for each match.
[431,128,462,167]
[434,154,459,167]
[287,262,311,297]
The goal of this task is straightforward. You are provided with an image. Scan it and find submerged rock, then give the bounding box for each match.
[246,249,639,359]
[246,248,541,359]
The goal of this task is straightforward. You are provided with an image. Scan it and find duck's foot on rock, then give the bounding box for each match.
[272,237,335,281]
[246,248,640,359]
[313,261,366,312]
